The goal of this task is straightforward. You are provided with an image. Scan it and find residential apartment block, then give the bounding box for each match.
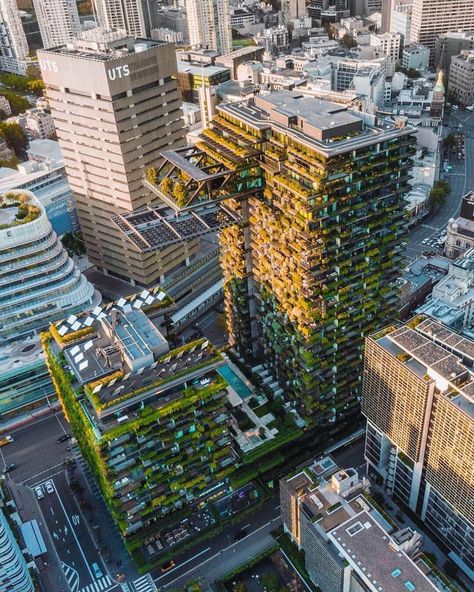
[410,0,474,57]
[280,458,437,592]
[0,0,29,74]
[185,0,232,56]
[113,91,415,426]
[362,317,474,578]
[38,30,197,286]
[93,0,148,38]
[32,0,81,49]
[448,51,474,108]
[0,508,33,592]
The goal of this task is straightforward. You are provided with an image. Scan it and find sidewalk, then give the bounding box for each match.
[7,480,70,592]
[71,451,139,583]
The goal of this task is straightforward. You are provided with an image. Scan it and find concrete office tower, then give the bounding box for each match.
[0,509,34,592]
[381,0,393,33]
[114,91,416,425]
[93,0,147,37]
[362,317,474,579]
[0,0,29,74]
[448,50,474,108]
[0,190,97,341]
[411,0,474,57]
[287,0,306,20]
[38,31,196,285]
[33,0,81,49]
[186,0,232,56]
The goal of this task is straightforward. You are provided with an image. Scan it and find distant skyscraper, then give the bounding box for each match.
[0,0,29,74]
[93,0,148,37]
[411,0,474,56]
[287,0,306,20]
[38,30,196,286]
[186,0,232,55]
[0,509,34,592]
[362,317,474,580]
[33,0,80,49]
[381,0,393,33]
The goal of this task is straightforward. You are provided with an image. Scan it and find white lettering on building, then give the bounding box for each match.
[107,65,130,81]
[39,59,58,73]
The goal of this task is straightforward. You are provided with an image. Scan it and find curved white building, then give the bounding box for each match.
[0,190,97,341]
[0,509,34,592]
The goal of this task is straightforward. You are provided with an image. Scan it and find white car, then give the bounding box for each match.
[45,482,54,494]
[34,487,44,500]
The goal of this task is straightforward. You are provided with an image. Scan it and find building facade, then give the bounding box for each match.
[0,509,34,592]
[113,91,416,426]
[445,192,474,259]
[38,31,197,286]
[362,317,474,579]
[185,0,232,56]
[435,31,474,78]
[32,0,81,49]
[410,0,474,57]
[402,45,430,71]
[280,458,437,592]
[0,190,96,342]
[0,0,29,74]
[93,0,147,37]
[448,50,474,108]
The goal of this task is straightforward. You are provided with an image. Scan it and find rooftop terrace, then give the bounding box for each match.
[331,512,437,592]
[0,192,41,229]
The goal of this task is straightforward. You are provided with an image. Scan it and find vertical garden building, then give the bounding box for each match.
[114,91,416,425]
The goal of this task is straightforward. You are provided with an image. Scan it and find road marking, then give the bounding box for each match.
[78,577,113,592]
[22,462,65,484]
[154,547,211,582]
[53,481,94,579]
[62,560,80,592]
[72,514,80,526]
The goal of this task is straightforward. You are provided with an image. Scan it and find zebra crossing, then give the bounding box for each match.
[61,561,79,592]
[79,575,113,592]
[130,574,157,592]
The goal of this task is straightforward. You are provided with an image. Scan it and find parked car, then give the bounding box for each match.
[160,560,176,573]
[45,482,55,494]
[34,487,44,500]
[57,434,72,443]
[92,563,103,579]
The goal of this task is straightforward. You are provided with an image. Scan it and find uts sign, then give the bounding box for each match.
[39,59,131,82]
[39,59,58,73]
[107,65,130,80]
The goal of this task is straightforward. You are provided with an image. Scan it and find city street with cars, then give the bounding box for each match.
[406,109,474,261]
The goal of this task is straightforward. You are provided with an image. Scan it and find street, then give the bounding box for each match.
[406,110,474,261]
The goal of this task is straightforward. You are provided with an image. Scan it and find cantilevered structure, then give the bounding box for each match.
[114,91,416,425]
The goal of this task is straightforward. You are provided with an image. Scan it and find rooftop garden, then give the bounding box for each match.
[85,338,223,412]
[0,192,41,229]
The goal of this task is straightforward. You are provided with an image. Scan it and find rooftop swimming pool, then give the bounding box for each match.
[217,364,253,399]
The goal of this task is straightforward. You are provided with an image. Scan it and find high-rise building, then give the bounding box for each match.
[448,50,474,108]
[0,509,34,592]
[410,0,474,57]
[93,0,148,37]
[0,0,29,74]
[362,317,474,579]
[185,0,232,56]
[381,0,393,33]
[435,31,474,78]
[0,190,97,342]
[38,30,198,286]
[113,91,416,425]
[280,457,437,592]
[32,0,81,49]
[286,0,306,20]
[370,32,402,77]
[391,2,413,47]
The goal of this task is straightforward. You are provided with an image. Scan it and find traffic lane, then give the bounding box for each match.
[156,516,281,590]
[37,471,107,591]
[150,496,281,585]
[37,474,94,587]
[2,414,71,483]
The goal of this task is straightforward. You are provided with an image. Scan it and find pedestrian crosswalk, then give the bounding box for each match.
[131,574,157,592]
[79,575,113,592]
[62,561,79,592]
